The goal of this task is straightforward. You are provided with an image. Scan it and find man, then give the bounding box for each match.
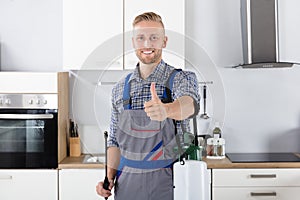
[96,12,200,200]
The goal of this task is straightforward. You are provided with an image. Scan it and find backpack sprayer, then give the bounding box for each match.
[173,118,210,200]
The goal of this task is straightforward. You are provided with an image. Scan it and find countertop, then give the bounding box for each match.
[203,153,300,168]
[58,155,105,169]
[59,153,300,169]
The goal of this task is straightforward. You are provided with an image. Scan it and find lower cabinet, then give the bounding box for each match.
[213,187,300,199]
[59,169,114,200]
[212,168,300,200]
[0,169,58,200]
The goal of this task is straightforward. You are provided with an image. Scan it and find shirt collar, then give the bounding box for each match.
[129,60,166,83]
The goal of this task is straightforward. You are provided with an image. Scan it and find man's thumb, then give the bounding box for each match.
[150,82,159,101]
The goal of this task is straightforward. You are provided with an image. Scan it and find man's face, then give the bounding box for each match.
[132,21,167,65]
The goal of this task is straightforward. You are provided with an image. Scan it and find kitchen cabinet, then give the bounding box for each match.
[212,168,300,200]
[0,72,57,93]
[0,170,58,200]
[59,169,114,200]
[63,0,123,70]
[63,0,184,70]
[124,0,185,69]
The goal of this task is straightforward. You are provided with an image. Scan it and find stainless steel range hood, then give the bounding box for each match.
[240,0,293,68]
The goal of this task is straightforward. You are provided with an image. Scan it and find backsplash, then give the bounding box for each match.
[186,0,300,153]
[78,125,105,154]
[69,70,131,154]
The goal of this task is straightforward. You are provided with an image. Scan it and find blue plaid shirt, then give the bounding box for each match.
[108,60,200,147]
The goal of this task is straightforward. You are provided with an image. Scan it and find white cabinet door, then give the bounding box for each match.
[63,0,123,70]
[212,168,300,200]
[63,1,184,70]
[59,169,114,200]
[124,0,185,69]
[0,170,58,200]
[213,168,300,187]
[0,72,57,93]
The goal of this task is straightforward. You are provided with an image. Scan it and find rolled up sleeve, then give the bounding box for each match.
[107,86,120,148]
[172,71,200,117]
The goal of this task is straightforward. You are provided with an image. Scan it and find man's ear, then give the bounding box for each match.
[162,36,168,48]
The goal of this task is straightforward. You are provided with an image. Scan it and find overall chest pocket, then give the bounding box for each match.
[116,110,163,158]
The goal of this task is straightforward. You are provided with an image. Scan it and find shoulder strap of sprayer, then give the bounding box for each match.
[163,68,182,141]
[161,68,182,103]
[122,68,182,110]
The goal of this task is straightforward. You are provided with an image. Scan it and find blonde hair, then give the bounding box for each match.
[132,12,165,28]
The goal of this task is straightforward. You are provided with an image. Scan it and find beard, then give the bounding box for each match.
[135,48,162,65]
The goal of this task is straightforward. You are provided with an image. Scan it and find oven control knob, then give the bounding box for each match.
[43,99,48,105]
[5,99,11,105]
[28,99,34,105]
[0,99,3,105]
[36,99,41,105]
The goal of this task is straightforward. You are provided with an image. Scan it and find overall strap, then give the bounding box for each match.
[161,68,182,139]
[123,73,132,110]
[122,68,182,109]
[162,68,182,103]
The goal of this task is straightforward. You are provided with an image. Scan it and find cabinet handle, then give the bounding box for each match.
[250,192,277,197]
[97,81,117,86]
[250,174,276,178]
[0,175,13,180]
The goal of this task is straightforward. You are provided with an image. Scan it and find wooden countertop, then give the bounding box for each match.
[204,156,300,169]
[59,154,300,169]
[58,155,105,169]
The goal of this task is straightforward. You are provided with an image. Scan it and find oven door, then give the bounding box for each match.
[0,109,58,169]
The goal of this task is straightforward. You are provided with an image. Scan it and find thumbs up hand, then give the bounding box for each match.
[144,82,169,121]
[150,82,160,102]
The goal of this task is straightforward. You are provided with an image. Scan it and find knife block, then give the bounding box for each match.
[70,137,81,157]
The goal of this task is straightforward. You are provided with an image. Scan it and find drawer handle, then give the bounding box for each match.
[0,175,13,180]
[250,192,277,197]
[250,174,276,178]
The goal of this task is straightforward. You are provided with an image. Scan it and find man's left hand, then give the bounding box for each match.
[144,82,168,121]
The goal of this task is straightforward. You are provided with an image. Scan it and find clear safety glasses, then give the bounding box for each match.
[132,27,166,49]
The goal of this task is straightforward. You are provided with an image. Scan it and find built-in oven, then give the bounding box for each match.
[0,94,58,169]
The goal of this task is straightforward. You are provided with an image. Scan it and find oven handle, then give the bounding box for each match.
[0,114,54,119]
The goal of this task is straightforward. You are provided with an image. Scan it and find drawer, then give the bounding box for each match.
[213,187,300,200]
[213,169,300,187]
[0,170,58,200]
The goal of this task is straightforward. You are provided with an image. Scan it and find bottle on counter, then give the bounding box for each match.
[212,122,222,139]
[206,122,225,159]
[217,138,225,157]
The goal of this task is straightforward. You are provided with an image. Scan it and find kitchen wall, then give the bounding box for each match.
[1,0,300,154]
[69,70,131,154]
[186,0,300,153]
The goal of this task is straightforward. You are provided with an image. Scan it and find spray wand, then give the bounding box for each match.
[103,131,110,199]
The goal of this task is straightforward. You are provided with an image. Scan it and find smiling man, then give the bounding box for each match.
[96,12,200,200]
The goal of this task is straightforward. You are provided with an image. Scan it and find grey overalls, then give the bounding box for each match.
[114,69,181,200]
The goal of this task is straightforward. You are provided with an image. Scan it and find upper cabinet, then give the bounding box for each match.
[63,0,184,70]
[63,0,123,70]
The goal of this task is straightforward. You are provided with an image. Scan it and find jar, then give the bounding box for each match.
[206,138,225,159]
[216,138,225,157]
